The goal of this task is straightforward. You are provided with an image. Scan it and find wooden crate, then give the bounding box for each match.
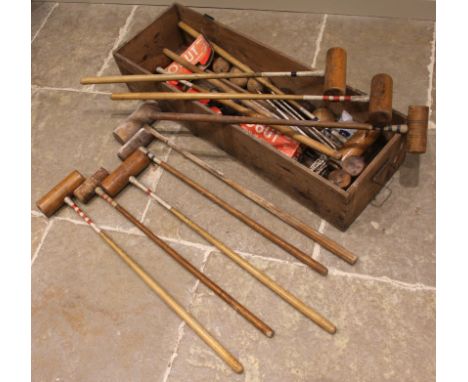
[113,3,408,231]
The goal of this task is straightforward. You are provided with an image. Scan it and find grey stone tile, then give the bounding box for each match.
[167,253,435,381]
[196,8,324,66]
[431,61,436,123]
[31,90,171,228]
[32,220,207,381]
[32,3,134,88]
[91,5,167,94]
[318,16,435,113]
[143,127,324,264]
[31,2,56,40]
[97,6,323,94]
[32,215,49,258]
[321,132,435,286]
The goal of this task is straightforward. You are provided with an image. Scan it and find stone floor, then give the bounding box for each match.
[31,3,436,381]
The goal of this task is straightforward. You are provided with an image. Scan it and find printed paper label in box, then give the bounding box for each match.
[239,124,301,158]
[165,34,212,76]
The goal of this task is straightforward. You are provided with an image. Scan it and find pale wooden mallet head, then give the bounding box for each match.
[324,47,347,96]
[36,170,86,217]
[406,105,429,154]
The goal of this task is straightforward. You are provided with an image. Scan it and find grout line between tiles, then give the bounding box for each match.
[31,84,111,96]
[88,5,138,92]
[426,24,436,125]
[31,220,54,266]
[161,249,212,382]
[33,208,437,292]
[329,268,436,291]
[31,2,59,44]
[311,14,328,68]
[139,146,175,222]
[30,212,436,292]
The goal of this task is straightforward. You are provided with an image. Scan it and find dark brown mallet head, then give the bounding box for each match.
[406,105,429,154]
[328,169,352,189]
[118,127,154,160]
[113,102,161,144]
[101,149,150,197]
[36,170,85,217]
[323,47,347,96]
[368,73,393,125]
[73,167,110,203]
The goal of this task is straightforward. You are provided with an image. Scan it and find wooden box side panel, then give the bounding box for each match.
[343,134,406,227]
[116,4,182,73]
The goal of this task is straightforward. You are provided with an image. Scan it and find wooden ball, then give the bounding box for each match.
[212,57,230,73]
[229,67,248,88]
[328,169,352,189]
[247,78,264,93]
[314,107,336,122]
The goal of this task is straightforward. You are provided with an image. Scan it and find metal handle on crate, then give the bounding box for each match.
[371,140,406,186]
[370,141,406,207]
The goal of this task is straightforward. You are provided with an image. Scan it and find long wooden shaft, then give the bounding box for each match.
[140,148,328,276]
[147,111,373,131]
[111,92,369,103]
[128,177,336,334]
[63,196,243,373]
[96,187,274,337]
[178,21,321,119]
[161,48,341,159]
[80,70,324,85]
[146,128,358,265]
